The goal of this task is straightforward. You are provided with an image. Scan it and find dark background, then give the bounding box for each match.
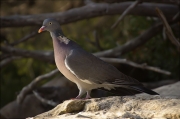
[0,0,179,118]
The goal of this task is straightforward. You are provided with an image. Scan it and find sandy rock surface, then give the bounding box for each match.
[29,82,180,119]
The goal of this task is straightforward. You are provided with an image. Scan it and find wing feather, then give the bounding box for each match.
[65,48,141,85]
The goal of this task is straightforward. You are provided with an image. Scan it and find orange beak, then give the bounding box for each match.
[38,26,46,33]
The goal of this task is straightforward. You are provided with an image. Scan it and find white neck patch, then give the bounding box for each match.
[57,35,70,44]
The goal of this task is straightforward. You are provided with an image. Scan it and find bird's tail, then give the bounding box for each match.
[100,85,159,96]
[129,86,159,95]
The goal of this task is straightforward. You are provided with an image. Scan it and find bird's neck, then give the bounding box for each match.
[50,30,81,51]
[50,30,70,45]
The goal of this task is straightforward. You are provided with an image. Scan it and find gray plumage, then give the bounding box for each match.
[38,18,158,99]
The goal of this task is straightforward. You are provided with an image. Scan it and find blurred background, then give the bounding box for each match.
[0,0,179,118]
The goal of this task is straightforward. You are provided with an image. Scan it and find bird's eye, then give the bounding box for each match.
[49,22,52,25]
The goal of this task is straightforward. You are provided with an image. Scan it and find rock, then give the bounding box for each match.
[28,82,180,119]
[154,80,180,97]
[33,99,86,119]
[0,76,107,118]
[137,80,180,99]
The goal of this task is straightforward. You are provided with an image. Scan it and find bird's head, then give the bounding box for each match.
[38,18,61,33]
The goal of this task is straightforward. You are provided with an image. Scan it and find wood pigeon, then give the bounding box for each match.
[38,18,159,99]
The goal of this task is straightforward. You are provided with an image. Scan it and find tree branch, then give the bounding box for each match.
[1,14,178,66]
[100,58,171,75]
[93,30,103,51]
[17,69,59,104]
[10,31,38,46]
[0,46,55,64]
[1,2,178,27]
[172,12,180,21]
[105,0,179,4]
[33,91,58,107]
[111,0,141,29]
[0,54,12,61]
[0,30,39,64]
[94,22,163,57]
[0,56,21,67]
[94,14,179,58]
[84,0,94,5]
[156,8,180,51]
[85,30,103,51]
[1,44,171,75]
[3,21,175,61]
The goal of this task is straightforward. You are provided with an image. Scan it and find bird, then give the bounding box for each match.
[38,18,159,99]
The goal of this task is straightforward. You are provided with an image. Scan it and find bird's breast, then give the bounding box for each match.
[52,38,77,83]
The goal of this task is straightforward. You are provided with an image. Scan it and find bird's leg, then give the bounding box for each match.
[75,89,86,99]
[85,90,91,99]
